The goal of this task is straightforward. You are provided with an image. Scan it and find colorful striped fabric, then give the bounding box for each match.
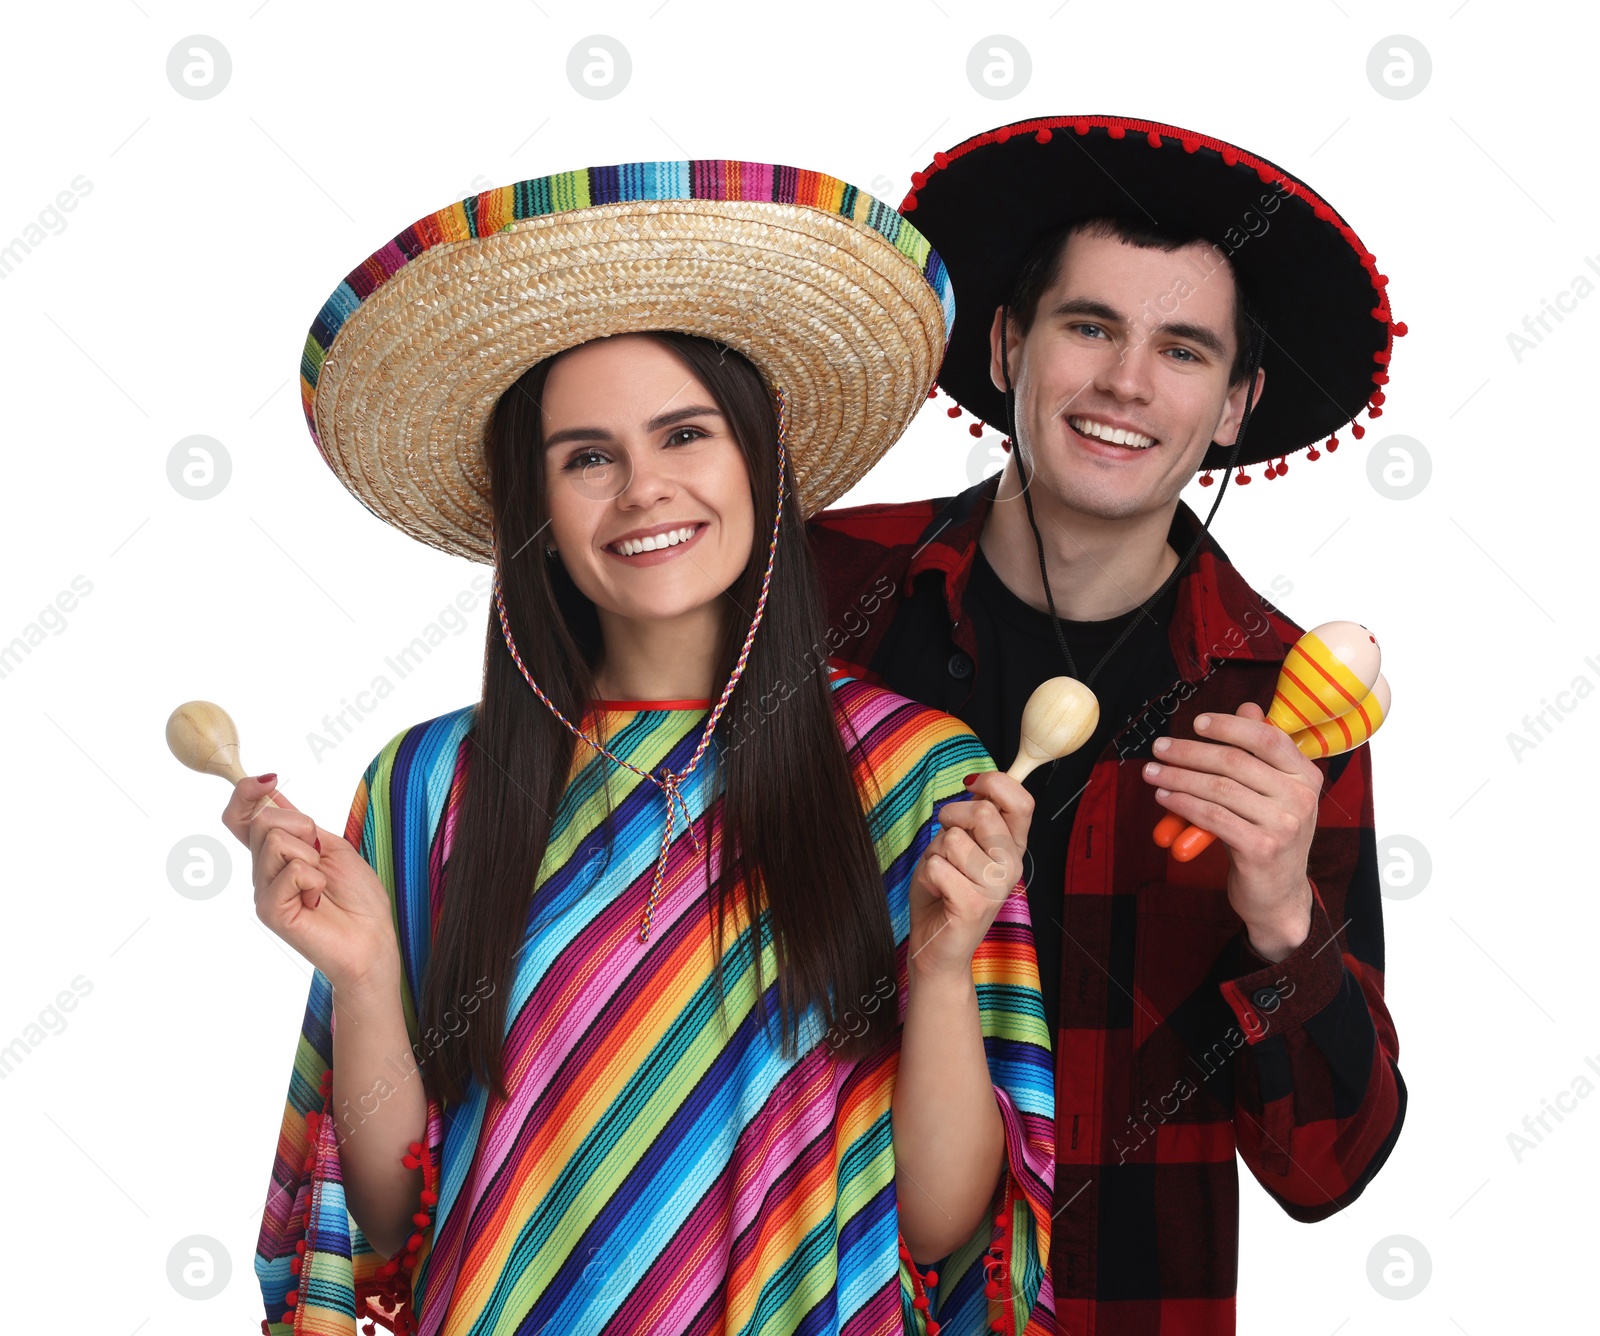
[299,159,954,455]
[254,672,1056,1336]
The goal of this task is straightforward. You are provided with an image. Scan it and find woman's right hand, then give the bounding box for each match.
[222,775,402,994]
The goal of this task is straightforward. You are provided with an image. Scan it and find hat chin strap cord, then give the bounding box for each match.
[999,309,1267,707]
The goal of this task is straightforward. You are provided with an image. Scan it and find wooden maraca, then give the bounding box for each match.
[166,700,286,817]
[1007,676,1100,781]
[1152,621,1385,863]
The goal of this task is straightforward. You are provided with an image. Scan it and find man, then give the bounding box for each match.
[807,116,1407,1334]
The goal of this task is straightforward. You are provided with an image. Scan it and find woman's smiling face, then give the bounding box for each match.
[539,333,755,626]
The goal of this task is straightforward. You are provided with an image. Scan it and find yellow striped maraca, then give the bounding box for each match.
[1153,621,1387,862]
[1290,672,1389,758]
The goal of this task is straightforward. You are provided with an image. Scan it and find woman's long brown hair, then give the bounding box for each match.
[418,332,899,1106]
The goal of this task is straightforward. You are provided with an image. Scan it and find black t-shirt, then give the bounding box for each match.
[873,543,1181,1041]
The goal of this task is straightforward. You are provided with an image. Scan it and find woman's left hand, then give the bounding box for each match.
[907,770,1033,984]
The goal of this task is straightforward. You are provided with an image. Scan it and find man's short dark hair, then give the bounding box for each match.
[1006,216,1259,386]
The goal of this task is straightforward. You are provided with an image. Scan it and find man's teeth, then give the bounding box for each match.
[1069,417,1157,449]
[613,525,699,556]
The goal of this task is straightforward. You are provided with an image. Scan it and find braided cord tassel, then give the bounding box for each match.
[491,384,790,943]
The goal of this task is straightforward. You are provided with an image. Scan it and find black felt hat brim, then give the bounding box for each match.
[903,115,1400,473]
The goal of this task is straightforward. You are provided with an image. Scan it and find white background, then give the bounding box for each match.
[0,2,1590,1332]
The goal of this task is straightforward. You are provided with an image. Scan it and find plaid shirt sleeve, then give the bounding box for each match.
[1213,739,1407,1220]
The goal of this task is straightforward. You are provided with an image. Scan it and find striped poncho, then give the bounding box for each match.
[255,672,1056,1335]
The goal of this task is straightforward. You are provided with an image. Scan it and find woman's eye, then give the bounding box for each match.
[562,448,611,472]
[665,426,706,447]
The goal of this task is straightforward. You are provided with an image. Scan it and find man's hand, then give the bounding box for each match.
[1142,701,1320,962]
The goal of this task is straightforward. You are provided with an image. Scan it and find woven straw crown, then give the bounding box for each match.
[300,161,954,563]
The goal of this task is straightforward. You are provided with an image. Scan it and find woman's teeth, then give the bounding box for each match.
[612,524,699,557]
[1069,416,1157,449]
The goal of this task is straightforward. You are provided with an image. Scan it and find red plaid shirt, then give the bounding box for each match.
[808,474,1406,1336]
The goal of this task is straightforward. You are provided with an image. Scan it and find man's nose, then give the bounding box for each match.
[1099,337,1156,400]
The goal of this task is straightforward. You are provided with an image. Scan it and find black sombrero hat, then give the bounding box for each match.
[901,113,1406,483]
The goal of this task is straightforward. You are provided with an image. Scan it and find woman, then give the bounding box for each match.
[228,160,1055,1336]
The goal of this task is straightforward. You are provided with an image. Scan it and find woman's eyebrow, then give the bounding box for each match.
[543,404,723,451]
[645,403,722,431]
[543,425,611,449]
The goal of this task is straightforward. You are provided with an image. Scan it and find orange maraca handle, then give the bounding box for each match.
[1170,822,1218,862]
[1153,813,1187,848]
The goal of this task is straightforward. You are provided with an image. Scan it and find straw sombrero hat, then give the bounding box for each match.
[300,160,954,563]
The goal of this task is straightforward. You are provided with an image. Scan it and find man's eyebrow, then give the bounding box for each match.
[543,403,723,450]
[1047,297,1125,326]
[1047,296,1228,360]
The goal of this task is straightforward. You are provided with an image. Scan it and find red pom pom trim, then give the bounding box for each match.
[900,1174,1016,1334]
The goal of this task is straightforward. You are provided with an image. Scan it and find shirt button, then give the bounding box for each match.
[947,651,973,680]
[1251,985,1280,1009]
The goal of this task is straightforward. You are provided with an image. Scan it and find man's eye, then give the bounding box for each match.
[1166,347,1199,362]
[1072,323,1108,339]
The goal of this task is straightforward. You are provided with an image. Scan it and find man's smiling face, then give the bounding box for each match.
[989,225,1264,521]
